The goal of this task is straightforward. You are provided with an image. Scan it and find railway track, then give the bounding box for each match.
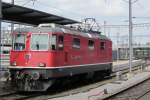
[0,92,44,100]
[19,70,147,99]
[0,60,149,100]
[0,75,115,100]
[18,79,114,100]
[107,78,150,100]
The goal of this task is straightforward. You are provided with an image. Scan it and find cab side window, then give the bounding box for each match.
[88,40,94,50]
[72,38,80,49]
[100,41,106,50]
[58,35,64,50]
[50,35,56,50]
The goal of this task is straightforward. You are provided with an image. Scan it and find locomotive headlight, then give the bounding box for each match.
[11,61,17,66]
[38,63,46,67]
[31,72,40,80]
[3,71,10,79]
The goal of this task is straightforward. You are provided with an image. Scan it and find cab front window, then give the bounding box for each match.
[13,34,26,50]
[31,34,49,50]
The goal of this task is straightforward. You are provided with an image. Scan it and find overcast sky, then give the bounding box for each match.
[3,0,150,45]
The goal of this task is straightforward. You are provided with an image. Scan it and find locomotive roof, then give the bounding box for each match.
[14,24,110,40]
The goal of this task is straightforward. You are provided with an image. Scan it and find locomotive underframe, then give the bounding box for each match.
[9,63,112,91]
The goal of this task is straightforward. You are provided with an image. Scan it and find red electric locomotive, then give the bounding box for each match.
[9,24,112,91]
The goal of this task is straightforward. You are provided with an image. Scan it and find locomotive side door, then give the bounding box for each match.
[57,35,68,65]
[100,40,107,62]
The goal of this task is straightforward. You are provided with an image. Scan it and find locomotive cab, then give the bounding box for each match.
[10,32,64,68]
[9,28,66,91]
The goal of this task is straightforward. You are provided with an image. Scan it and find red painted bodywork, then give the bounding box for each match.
[10,31,112,68]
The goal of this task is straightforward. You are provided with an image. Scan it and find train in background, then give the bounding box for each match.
[8,23,112,91]
[0,44,11,72]
[0,44,11,55]
[0,44,11,60]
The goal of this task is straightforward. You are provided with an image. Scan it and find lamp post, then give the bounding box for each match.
[104,21,106,34]
[117,32,120,61]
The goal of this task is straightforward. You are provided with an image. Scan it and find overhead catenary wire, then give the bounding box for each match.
[100,22,150,28]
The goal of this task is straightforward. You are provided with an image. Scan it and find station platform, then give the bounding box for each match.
[113,60,136,66]
[113,60,143,66]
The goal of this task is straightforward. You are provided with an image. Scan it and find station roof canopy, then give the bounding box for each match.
[2,2,79,25]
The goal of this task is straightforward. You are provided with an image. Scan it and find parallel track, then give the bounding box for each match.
[107,78,150,100]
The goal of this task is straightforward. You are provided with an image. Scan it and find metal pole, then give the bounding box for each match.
[11,0,14,4]
[0,0,2,70]
[104,21,106,34]
[129,0,133,73]
[11,0,14,33]
[117,32,120,61]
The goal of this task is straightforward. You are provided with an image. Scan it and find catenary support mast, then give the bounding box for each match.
[0,0,2,70]
[129,0,133,73]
